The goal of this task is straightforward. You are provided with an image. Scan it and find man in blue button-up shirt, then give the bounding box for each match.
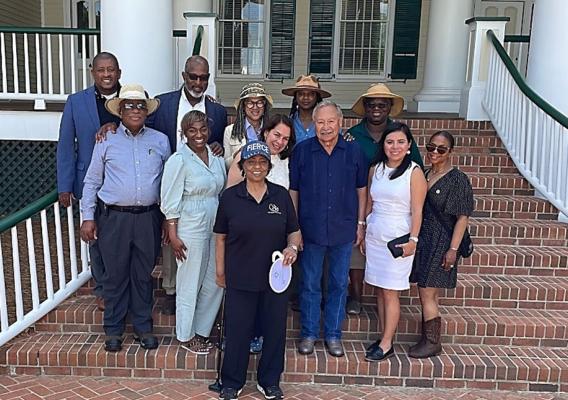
[290,100,368,357]
[80,84,170,353]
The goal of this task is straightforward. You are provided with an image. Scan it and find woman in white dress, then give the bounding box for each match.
[361,122,427,361]
[227,114,295,189]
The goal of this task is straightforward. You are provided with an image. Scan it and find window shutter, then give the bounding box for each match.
[390,0,422,79]
[269,0,295,78]
[308,0,336,76]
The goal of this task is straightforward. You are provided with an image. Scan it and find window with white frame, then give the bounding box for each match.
[309,0,392,78]
[338,0,390,76]
[218,0,266,75]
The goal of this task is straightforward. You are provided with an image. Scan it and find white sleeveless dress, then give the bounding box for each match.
[365,162,419,290]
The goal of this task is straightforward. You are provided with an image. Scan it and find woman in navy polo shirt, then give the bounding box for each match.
[214,141,301,400]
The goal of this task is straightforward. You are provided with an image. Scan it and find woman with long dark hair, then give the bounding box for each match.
[223,83,272,168]
[361,122,427,362]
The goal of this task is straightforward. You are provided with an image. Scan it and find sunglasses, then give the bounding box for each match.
[364,101,390,110]
[245,99,266,109]
[186,73,210,82]
[122,102,148,111]
[425,143,450,155]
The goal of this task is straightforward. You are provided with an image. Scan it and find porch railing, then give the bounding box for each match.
[0,27,100,102]
[483,29,568,217]
[503,34,530,77]
[0,27,192,104]
[0,190,90,346]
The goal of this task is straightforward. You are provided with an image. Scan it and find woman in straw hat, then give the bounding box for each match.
[345,84,423,316]
[282,74,331,144]
[223,83,272,168]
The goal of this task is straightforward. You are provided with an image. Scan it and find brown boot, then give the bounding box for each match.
[408,317,425,356]
[408,316,442,358]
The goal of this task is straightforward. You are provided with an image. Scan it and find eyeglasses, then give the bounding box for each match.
[122,102,147,111]
[364,101,391,110]
[425,143,450,155]
[245,99,266,109]
[186,73,210,82]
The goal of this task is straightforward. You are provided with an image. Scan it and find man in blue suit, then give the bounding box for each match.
[56,52,122,311]
[147,55,227,315]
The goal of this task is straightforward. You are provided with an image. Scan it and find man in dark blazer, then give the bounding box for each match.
[148,55,226,156]
[146,55,227,315]
[56,52,122,311]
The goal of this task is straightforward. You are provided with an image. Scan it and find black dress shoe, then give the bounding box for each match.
[365,345,394,362]
[134,332,159,350]
[104,336,123,352]
[366,340,380,353]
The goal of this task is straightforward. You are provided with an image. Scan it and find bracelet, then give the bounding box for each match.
[409,236,419,243]
[287,244,299,253]
[167,221,177,225]
[450,247,458,251]
[357,220,366,226]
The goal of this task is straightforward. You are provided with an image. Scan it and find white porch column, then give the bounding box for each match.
[409,0,473,113]
[185,12,218,99]
[526,0,568,115]
[100,0,174,96]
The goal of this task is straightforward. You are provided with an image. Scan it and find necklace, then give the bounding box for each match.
[427,166,452,182]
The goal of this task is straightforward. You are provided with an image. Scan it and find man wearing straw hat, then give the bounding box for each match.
[345,83,423,315]
[80,84,171,352]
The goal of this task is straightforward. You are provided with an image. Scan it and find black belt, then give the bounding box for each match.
[100,201,159,214]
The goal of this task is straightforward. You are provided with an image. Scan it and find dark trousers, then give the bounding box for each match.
[221,287,289,390]
[96,204,162,336]
[89,240,104,297]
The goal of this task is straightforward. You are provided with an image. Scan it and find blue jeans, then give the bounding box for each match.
[299,242,353,340]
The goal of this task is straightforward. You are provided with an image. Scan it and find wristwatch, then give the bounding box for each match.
[288,244,299,253]
[357,220,366,226]
[409,236,419,243]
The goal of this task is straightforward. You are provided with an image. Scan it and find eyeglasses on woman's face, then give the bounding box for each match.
[245,99,266,109]
[425,143,450,155]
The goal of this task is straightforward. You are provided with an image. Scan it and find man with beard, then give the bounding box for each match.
[344,83,423,316]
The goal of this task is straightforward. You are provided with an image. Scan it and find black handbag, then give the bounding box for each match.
[387,233,410,259]
[425,197,473,258]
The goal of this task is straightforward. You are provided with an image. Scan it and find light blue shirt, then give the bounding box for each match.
[81,123,171,220]
[293,112,316,144]
[245,119,261,142]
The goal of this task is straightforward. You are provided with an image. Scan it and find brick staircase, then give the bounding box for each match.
[1,119,567,393]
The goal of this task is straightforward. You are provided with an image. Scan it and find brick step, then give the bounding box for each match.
[454,155,519,175]
[2,332,566,392]
[370,274,568,310]
[469,174,534,196]
[35,294,568,346]
[459,245,568,276]
[473,195,558,220]
[344,118,497,135]
[470,218,568,246]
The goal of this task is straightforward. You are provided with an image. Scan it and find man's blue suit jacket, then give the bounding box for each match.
[56,85,101,198]
[148,88,227,153]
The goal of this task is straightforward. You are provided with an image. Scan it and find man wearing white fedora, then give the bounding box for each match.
[80,84,171,352]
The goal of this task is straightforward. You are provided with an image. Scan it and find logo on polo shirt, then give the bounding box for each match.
[268,203,281,215]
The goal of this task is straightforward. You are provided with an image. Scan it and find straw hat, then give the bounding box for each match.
[234,83,273,109]
[281,74,331,98]
[351,83,404,117]
[105,83,160,117]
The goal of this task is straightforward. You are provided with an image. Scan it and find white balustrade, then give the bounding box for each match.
[483,33,568,219]
[0,196,91,347]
